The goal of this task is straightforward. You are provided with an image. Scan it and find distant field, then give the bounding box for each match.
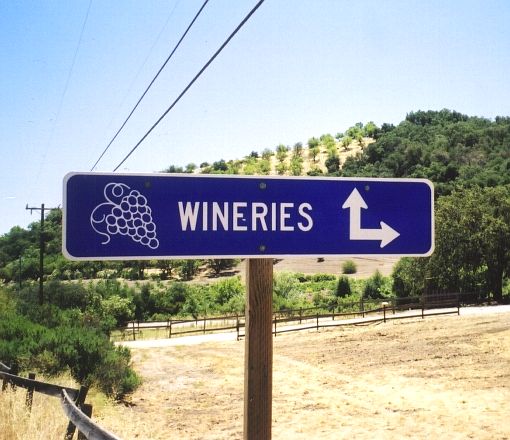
[94,310,510,439]
[271,256,399,278]
[194,256,400,283]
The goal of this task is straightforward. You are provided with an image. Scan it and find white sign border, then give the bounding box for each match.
[63,172,435,261]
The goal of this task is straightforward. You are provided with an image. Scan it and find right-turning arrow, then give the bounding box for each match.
[342,188,400,248]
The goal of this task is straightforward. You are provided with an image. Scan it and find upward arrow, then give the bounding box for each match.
[342,188,400,248]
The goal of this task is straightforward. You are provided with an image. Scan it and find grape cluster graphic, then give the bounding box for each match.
[90,182,159,249]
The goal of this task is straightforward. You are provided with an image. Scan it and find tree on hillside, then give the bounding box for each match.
[346,123,363,139]
[185,163,196,173]
[261,148,273,160]
[258,158,271,175]
[242,157,258,175]
[290,155,304,176]
[320,134,336,151]
[355,132,364,149]
[0,226,33,269]
[211,159,228,173]
[363,121,379,138]
[227,160,242,174]
[392,186,510,302]
[163,165,184,173]
[341,136,352,151]
[308,137,320,162]
[341,109,510,194]
[307,137,319,149]
[292,142,303,157]
[325,151,340,174]
[275,162,288,175]
[275,144,289,163]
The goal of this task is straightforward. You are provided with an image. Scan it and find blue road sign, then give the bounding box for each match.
[63,173,434,260]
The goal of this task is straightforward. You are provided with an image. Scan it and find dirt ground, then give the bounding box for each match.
[271,256,400,278]
[196,256,400,282]
[99,311,510,439]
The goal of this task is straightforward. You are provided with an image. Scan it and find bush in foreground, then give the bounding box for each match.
[0,300,140,400]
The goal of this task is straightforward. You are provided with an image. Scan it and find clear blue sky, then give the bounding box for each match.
[1,0,509,234]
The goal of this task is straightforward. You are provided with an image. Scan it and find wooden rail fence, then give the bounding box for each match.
[0,361,121,440]
[117,294,462,342]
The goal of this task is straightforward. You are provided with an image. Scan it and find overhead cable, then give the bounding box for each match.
[112,0,266,172]
[98,0,182,152]
[90,0,210,171]
[34,0,92,185]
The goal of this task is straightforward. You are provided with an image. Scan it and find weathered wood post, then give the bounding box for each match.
[244,258,273,440]
[25,372,36,410]
[77,403,93,440]
[65,385,89,440]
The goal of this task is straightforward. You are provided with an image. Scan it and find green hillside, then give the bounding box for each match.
[1,109,509,298]
[1,109,509,398]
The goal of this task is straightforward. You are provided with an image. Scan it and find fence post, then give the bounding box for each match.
[360,298,365,318]
[299,308,302,324]
[25,372,36,411]
[76,404,93,440]
[422,303,425,319]
[8,365,18,391]
[316,312,319,331]
[236,314,240,341]
[65,385,89,440]
[131,321,136,341]
[169,319,172,339]
[274,316,277,337]
[383,304,386,323]
[203,316,207,334]
[1,363,11,391]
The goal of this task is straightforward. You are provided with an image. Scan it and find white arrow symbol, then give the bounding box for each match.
[342,188,400,248]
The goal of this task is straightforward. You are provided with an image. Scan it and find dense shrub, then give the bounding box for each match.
[210,277,245,313]
[342,260,357,274]
[154,282,190,316]
[272,273,297,310]
[0,293,140,399]
[45,280,90,310]
[336,276,351,298]
[363,270,392,300]
[309,273,336,282]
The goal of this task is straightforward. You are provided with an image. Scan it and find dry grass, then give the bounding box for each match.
[95,311,510,439]
[0,376,75,440]
[5,312,510,439]
[0,375,117,440]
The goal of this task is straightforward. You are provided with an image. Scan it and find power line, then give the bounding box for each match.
[34,0,92,183]
[90,0,209,171]
[99,0,182,150]
[112,0,266,172]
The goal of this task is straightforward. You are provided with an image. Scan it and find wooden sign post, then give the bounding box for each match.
[244,258,273,440]
[64,174,434,440]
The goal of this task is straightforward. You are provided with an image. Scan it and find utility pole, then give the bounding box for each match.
[26,203,58,305]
